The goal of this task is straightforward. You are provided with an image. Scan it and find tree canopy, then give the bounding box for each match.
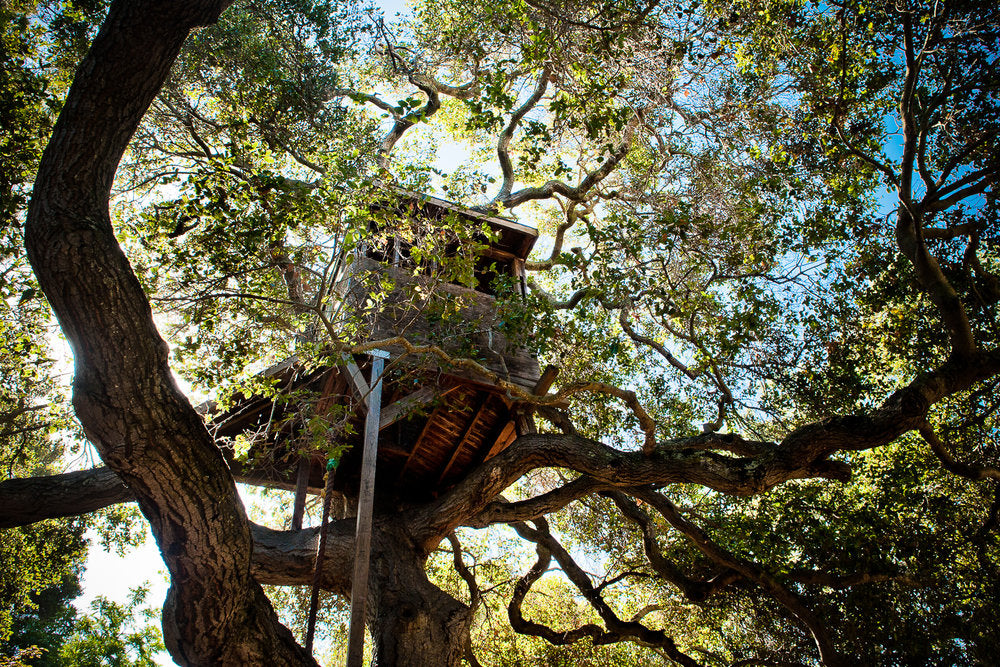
[2,0,998,665]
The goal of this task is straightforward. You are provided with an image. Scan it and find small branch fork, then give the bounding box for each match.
[508,517,702,666]
[508,482,915,666]
[528,280,734,433]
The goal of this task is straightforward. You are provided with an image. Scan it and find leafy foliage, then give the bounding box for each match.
[6,0,1000,664]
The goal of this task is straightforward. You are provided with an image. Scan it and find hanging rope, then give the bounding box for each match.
[305,456,339,653]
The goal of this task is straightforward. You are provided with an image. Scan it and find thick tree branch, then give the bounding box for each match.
[0,467,133,528]
[785,570,921,589]
[922,220,984,241]
[419,350,1000,548]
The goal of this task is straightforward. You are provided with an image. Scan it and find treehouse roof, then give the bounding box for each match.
[379,185,539,261]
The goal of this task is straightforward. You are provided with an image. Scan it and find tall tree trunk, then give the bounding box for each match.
[367,526,473,667]
[24,1,315,663]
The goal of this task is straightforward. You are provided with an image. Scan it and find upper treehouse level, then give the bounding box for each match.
[213,189,553,505]
[342,187,541,391]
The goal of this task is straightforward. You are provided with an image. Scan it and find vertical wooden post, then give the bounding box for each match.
[346,350,388,667]
[291,455,311,530]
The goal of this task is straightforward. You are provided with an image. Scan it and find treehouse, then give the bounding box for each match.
[212,188,554,506]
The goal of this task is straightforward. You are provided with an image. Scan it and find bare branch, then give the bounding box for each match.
[446,532,481,610]
[785,570,921,589]
[832,122,898,186]
[608,491,741,602]
[490,65,552,206]
[467,476,612,527]
[502,117,639,209]
[524,200,594,271]
[619,309,698,380]
[508,518,701,665]
[922,220,984,240]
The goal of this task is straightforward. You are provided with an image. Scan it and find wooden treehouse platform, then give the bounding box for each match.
[214,356,556,503]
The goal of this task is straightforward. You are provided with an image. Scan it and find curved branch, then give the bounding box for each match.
[412,431,850,550]
[378,79,442,169]
[524,200,593,271]
[490,65,552,206]
[526,279,598,309]
[918,421,1000,482]
[467,476,612,527]
[23,1,314,662]
[412,72,480,100]
[417,349,1000,548]
[324,87,397,115]
[446,532,481,610]
[508,518,701,665]
[608,491,741,603]
[618,309,697,380]
[892,12,975,359]
[896,205,976,358]
[629,488,843,667]
[501,116,638,209]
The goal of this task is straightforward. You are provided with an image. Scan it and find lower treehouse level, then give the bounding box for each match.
[210,353,555,506]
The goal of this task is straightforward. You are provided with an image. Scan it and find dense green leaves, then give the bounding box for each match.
[5,0,999,663]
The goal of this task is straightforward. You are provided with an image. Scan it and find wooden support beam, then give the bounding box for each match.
[481,246,517,262]
[397,404,442,482]
[504,365,559,438]
[483,421,517,462]
[339,353,369,403]
[512,258,527,297]
[513,406,535,437]
[346,350,388,667]
[533,364,559,396]
[379,386,438,430]
[261,353,300,378]
[436,395,490,485]
[290,455,311,530]
[314,368,343,413]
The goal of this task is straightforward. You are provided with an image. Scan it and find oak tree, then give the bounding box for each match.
[2,0,998,665]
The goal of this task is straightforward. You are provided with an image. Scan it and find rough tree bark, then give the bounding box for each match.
[23,1,314,664]
[367,524,473,666]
